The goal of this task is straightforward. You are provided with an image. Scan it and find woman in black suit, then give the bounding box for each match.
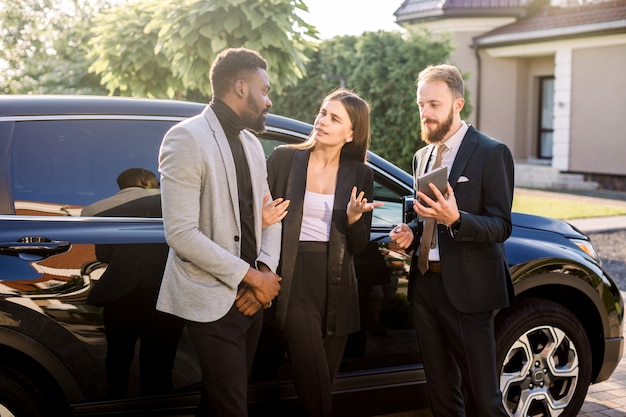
[266,89,382,416]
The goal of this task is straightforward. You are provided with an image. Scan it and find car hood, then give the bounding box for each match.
[512,212,587,240]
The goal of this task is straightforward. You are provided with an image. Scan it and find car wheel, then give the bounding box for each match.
[495,297,592,417]
[0,364,60,417]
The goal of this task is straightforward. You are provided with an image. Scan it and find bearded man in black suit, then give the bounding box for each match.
[390,64,515,417]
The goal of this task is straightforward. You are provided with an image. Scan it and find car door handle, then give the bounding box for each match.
[0,237,71,260]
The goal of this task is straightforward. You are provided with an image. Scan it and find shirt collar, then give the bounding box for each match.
[440,121,468,153]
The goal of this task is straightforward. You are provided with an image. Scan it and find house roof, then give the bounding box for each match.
[476,1,626,46]
[395,0,626,47]
[394,0,528,20]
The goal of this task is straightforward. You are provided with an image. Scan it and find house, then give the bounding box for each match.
[394,0,626,190]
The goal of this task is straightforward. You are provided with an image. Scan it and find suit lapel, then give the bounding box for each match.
[203,108,240,217]
[450,126,479,188]
[334,159,356,213]
[283,150,309,244]
[275,150,308,323]
[417,145,434,176]
[331,159,355,253]
[240,130,265,248]
[413,145,435,194]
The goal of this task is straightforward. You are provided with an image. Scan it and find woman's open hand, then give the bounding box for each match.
[346,186,384,225]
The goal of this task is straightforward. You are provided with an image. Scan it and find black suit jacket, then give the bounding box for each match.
[409,125,515,313]
[267,147,373,337]
[86,194,169,306]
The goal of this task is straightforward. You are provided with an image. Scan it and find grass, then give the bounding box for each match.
[512,194,626,220]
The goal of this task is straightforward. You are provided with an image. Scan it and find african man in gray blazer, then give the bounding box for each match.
[391,65,515,416]
[156,48,281,417]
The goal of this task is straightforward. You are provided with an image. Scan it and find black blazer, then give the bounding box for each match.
[267,147,373,337]
[86,194,169,306]
[409,126,515,313]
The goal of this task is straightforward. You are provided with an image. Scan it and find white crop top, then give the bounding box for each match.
[299,191,334,241]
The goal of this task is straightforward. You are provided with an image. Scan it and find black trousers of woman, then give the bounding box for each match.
[282,242,347,417]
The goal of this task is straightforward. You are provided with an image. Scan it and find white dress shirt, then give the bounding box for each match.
[427,121,468,261]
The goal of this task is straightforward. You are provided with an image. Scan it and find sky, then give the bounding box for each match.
[298,0,405,39]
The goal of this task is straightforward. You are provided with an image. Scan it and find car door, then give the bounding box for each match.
[0,111,427,416]
[0,115,203,410]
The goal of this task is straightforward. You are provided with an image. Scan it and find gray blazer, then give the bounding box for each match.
[156,106,281,323]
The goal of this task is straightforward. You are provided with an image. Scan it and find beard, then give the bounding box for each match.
[421,106,454,144]
[241,94,267,133]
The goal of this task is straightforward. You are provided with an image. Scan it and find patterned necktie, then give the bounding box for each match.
[417,144,445,275]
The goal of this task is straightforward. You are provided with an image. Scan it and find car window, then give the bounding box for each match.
[10,119,173,215]
[372,176,405,227]
[260,138,286,156]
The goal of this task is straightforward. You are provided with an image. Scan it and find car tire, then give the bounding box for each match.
[0,363,60,417]
[495,297,592,417]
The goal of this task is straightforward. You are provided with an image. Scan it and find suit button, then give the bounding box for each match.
[234,236,240,242]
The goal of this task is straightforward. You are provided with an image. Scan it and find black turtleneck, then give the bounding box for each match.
[210,98,256,268]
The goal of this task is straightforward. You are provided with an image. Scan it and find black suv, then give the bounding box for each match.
[0,95,622,417]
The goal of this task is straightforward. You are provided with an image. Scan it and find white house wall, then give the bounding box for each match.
[570,43,626,176]
[482,33,626,175]
[475,53,520,155]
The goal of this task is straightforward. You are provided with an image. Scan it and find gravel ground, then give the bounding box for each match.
[587,229,626,289]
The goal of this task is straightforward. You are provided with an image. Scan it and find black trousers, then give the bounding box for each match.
[282,242,347,417]
[102,288,184,398]
[412,271,508,417]
[186,303,262,417]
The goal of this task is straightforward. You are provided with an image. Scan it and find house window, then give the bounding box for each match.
[538,77,554,159]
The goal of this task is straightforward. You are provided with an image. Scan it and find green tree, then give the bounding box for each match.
[272,30,467,171]
[89,0,318,99]
[87,0,180,98]
[0,0,108,94]
[270,35,360,122]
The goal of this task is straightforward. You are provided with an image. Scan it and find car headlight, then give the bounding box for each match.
[570,238,600,262]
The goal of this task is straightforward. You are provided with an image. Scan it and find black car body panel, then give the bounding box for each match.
[0,95,622,416]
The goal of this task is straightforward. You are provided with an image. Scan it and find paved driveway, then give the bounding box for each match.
[578,315,626,416]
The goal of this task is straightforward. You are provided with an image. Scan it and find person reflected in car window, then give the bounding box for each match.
[266,89,383,417]
[81,167,160,217]
[389,64,515,416]
[83,168,184,398]
[156,47,282,417]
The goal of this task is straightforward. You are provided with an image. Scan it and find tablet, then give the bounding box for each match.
[416,165,448,206]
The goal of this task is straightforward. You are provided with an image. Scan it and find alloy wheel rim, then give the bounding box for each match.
[500,325,579,417]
